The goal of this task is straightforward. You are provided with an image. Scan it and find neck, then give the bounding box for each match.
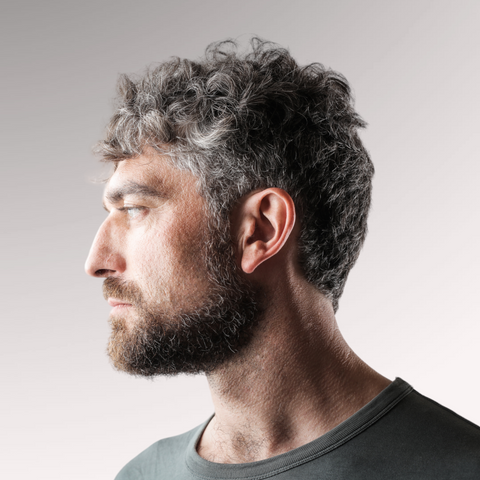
[197,278,390,464]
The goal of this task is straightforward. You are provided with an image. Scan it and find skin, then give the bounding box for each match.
[85,152,212,325]
[85,150,390,464]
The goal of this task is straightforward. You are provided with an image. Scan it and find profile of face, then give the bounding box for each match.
[85,152,261,376]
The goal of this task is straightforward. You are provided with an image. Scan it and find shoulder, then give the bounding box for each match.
[359,384,480,476]
[306,380,480,479]
[114,422,205,480]
[394,388,480,443]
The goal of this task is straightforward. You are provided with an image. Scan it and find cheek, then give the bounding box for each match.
[122,213,174,286]
[126,214,209,304]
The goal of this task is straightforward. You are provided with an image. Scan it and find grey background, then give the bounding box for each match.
[2,0,479,478]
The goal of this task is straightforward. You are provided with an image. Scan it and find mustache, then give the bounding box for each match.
[103,277,144,305]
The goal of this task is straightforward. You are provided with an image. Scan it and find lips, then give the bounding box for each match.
[108,298,133,307]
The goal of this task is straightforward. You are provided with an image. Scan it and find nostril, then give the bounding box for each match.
[95,269,114,277]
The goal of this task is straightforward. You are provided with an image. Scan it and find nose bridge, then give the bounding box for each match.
[85,215,124,277]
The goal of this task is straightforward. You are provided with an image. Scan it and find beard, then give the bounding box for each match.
[103,214,263,377]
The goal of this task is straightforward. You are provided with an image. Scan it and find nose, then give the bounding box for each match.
[84,217,126,278]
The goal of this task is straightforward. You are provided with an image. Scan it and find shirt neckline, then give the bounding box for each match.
[185,377,413,480]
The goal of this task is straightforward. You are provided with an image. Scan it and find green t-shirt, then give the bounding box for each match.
[115,378,480,479]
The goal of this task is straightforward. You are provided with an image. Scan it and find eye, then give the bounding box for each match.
[118,205,146,220]
[125,206,144,219]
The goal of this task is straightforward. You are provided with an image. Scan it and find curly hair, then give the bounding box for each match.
[96,38,374,312]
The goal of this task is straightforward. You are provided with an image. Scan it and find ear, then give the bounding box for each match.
[234,188,296,274]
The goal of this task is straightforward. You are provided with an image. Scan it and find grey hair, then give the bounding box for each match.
[96,38,374,312]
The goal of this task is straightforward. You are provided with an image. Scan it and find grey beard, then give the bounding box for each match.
[104,216,263,376]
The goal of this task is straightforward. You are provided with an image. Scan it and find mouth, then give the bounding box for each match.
[108,298,133,311]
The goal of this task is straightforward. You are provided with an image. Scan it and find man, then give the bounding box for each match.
[85,38,480,479]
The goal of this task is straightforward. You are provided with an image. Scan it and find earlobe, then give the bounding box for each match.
[238,189,296,274]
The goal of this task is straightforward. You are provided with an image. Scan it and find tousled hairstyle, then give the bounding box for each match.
[96,38,374,311]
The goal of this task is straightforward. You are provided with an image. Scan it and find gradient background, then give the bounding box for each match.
[2,0,480,478]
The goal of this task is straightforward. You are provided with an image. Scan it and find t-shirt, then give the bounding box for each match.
[115,378,480,479]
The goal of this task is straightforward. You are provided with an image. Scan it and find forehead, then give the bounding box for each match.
[104,152,198,199]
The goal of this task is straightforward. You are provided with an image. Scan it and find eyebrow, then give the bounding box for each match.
[103,181,166,210]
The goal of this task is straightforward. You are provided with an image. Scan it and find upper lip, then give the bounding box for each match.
[107,298,132,307]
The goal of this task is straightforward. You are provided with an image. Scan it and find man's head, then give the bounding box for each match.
[96,38,373,310]
[86,38,373,376]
